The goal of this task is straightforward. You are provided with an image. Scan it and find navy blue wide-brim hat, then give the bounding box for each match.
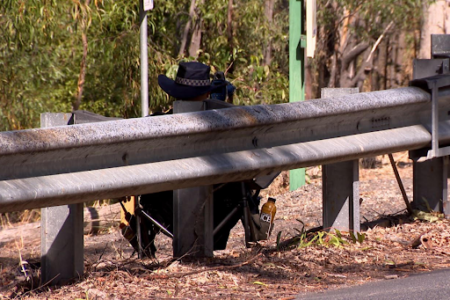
[158,61,225,100]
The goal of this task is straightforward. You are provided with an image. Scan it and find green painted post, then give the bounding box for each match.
[289,0,306,191]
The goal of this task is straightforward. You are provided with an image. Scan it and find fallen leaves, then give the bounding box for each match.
[2,153,450,299]
[4,216,448,300]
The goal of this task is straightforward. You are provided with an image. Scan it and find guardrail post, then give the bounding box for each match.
[40,113,84,285]
[172,101,214,257]
[410,152,448,214]
[321,88,360,232]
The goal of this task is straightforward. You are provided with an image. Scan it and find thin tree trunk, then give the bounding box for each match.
[384,38,389,89]
[263,0,275,66]
[419,0,448,59]
[389,40,395,88]
[316,24,329,91]
[396,32,406,87]
[226,0,235,73]
[377,40,387,90]
[178,0,196,58]
[305,58,313,99]
[370,49,379,91]
[340,40,370,87]
[188,21,202,58]
[351,21,394,89]
[328,52,337,88]
[188,0,204,58]
[73,0,91,112]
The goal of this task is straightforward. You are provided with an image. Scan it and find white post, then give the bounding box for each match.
[140,0,149,117]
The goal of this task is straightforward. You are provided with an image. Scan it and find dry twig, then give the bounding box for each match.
[148,252,262,279]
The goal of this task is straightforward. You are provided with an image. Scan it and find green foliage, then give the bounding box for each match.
[412,209,444,222]
[315,0,429,91]
[329,229,348,247]
[349,231,366,244]
[2,0,424,130]
[338,0,424,35]
[0,0,290,131]
[290,220,365,249]
[320,0,425,43]
[276,230,282,251]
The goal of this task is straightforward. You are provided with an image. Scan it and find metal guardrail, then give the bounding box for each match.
[5,35,450,287]
[0,125,434,213]
[0,87,438,179]
[1,87,450,213]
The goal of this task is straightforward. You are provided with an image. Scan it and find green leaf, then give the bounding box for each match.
[413,210,444,222]
[357,232,366,243]
[276,231,282,251]
[349,231,357,243]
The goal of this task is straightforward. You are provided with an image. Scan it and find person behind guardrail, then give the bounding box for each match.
[120,61,273,258]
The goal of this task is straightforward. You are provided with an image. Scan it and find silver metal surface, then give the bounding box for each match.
[172,100,214,258]
[0,87,442,181]
[412,157,448,212]
[410,75,450,158]
[322,88,360,233]
[173,186,214,257]
[323,161,360,232]
[432,85,441,157]
[3,87,450,212]
[41,204,84,285]
[0,125,433,213]
[40,113,84,286]
[321,87,359,98]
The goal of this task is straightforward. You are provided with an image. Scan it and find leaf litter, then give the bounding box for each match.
[1,153,450,299]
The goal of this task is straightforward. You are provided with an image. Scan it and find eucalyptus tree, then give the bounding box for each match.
[0,0,291,131]
[314,0,427,94]
[0,0,171,130]
[0,1,76,130]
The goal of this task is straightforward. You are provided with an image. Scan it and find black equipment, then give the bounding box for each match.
[120,71,275,258]
[210,71,236,103]
[125,174,278,258]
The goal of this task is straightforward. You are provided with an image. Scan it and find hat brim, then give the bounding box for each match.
[158,75,226,100]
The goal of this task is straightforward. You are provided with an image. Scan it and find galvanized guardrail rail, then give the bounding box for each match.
[2,85,450,284]
[1,86,450,212]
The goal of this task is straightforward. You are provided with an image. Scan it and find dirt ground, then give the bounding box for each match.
[1,152,450,299]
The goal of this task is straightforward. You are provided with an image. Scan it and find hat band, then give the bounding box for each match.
[175,76,210,87]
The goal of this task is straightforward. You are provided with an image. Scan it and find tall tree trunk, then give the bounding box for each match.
[188,0,204,58]
[419,0,449,59]
[316,31,331,90]
[369,50,378,91]
[305,58,313,99]
[73,0,91,112]
[384,38,390,89]
[376,40,387,90]
[395,32,406,87]
[188,21,202,58]
[226,0,235,73]
[389,40,396,88]
[178,0,197,58]
[339,40,370,87]
[327,52,337,88]
[263,0,275,66]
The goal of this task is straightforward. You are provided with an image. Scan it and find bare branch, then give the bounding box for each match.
[341,42,370,71]
[366,21,395,63]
